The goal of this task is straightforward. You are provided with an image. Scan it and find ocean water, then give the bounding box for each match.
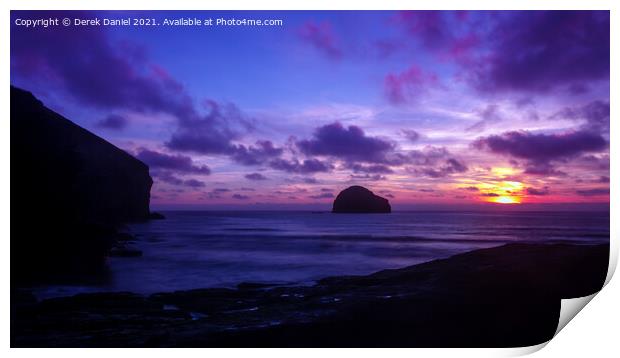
[32,210,609,298]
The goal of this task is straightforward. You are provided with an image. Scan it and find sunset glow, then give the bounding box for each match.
[9,10,610,210]
[489,196,522,204]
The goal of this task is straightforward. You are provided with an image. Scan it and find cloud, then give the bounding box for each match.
[165,100,253,155]
[308,192,335,199]
[576,188,609,196]
[10,11,258,159]
[297,122,394,163]
[384,65,438,104]
[232,194,250,200]
[393,11,457,51]
[466,104,502,132]
[152,171,205,188]
[136,148,211,174]
[473,130,607,163]
[183,179,206,188]
[245,173,268,181]
[298,21,342,60]
[550,100,610,133]
[269,158,333,174]
[96,114,128,130]
[522,162,566,177]
[461,186,479,191]
[401,129,421,142]
[348,163,394,174]
[11,11,197,119]
[350,174,386,181]
[414,158,468,178]
[469,11,610,93]
[391,11,609,94]
[526,187,550,196]
[206,188,231,199]
[480,192,499,197]
[231,140,283,166]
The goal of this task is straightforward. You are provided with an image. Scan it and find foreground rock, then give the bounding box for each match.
[332,186,391,213]
[11,86,153,282]
[11,243,608,347]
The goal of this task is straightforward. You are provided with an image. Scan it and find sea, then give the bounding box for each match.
[31,210,610,299]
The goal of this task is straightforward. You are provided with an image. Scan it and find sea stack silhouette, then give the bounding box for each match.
[332,186,391,213]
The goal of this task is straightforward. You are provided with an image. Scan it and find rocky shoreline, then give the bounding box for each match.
[11,242,609,347]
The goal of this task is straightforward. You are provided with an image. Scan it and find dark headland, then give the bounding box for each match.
[11,86,154,282]
[332,186,391,213]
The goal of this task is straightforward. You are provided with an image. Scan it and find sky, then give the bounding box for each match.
[10,10,610,210]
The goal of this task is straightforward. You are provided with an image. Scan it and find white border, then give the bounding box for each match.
[2,1,617,357]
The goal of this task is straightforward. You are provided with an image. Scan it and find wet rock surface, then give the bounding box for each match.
[11,243,608,347]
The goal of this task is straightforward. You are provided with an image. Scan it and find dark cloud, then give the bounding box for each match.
[480,192,499,197]
[348,163,394,174]
[297,122,394,163]
[473,130,607,163]
[165,100,253,155]
[596,176,609,183]
[11,11,196,119]
[402,129,421,142]
[152,171,205,188]
[303,177,319,184]
[206,188,230,199]
[152,171,183,186]
[136,148,211,174]
[526,187,550,196]
[523,162,566,177]
[308,192,335,199]
[231,140,283,166]
[269,158,332,174]
[393,11,468,52]
[576,188,609,196]
[350,174,386,181]
[415,158,468,178]
[405,146,450,165]
[469,11,610,93]
[96,114,127,130]
[462,186,479,191]
[183,179,206,188]
[245,173,268,181]
[10,11,256,158]
[298,21,342,60]
[392,11,609,94]
[550,100,610,133]
[232,194,250,200]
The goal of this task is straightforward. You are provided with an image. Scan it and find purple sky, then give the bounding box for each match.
[10,10,610,210]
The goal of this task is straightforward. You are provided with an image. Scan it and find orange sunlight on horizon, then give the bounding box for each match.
[489,196,521,204]
[482,180,525,204]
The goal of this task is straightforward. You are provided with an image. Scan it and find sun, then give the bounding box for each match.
[490,196,521,204]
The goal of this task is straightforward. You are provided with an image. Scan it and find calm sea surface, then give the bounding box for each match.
[32,210,609,298]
